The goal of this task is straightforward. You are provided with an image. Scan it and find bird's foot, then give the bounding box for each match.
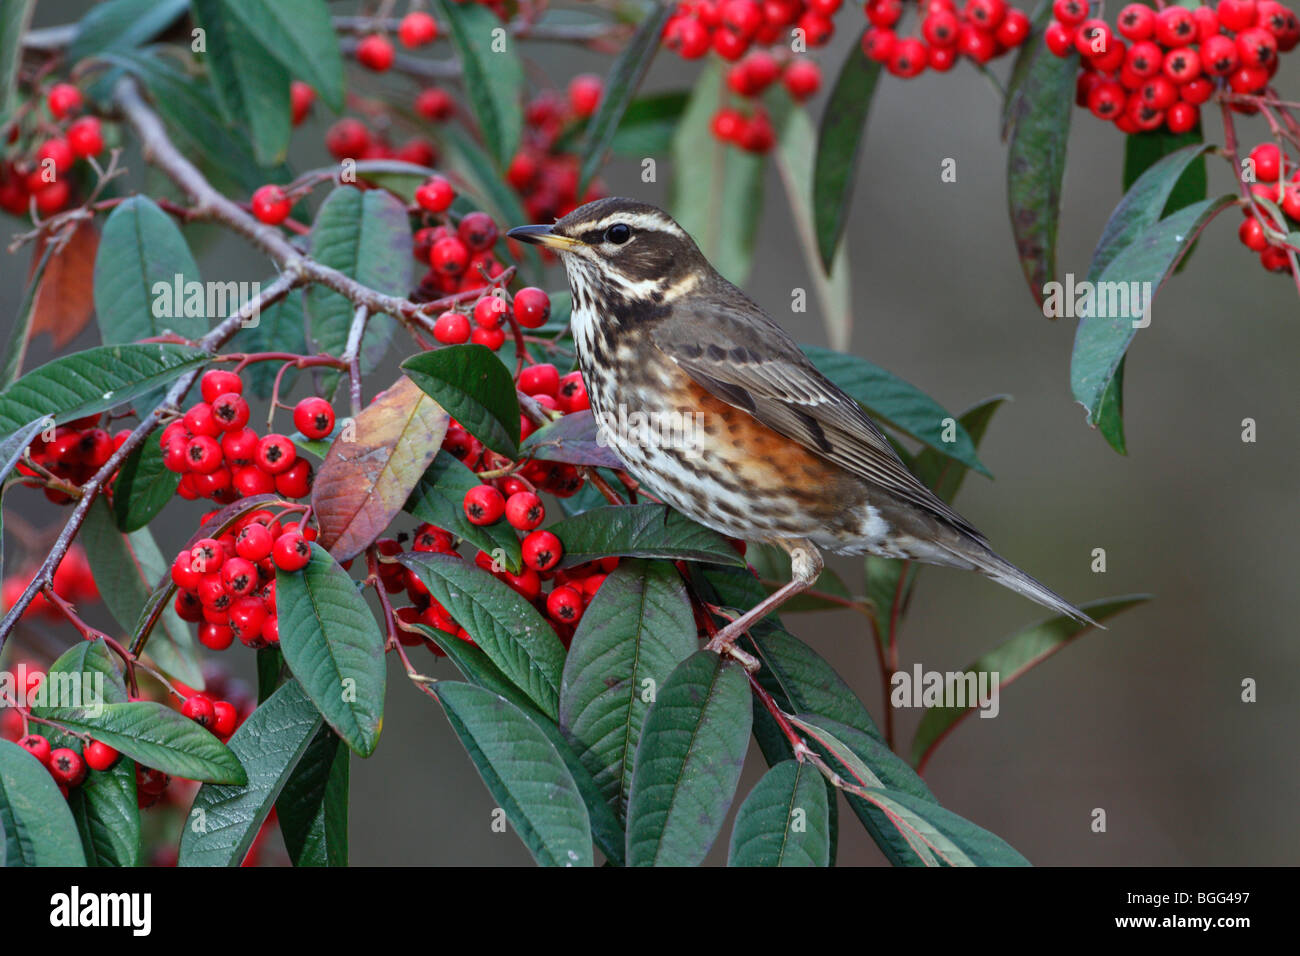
[704,624,761,672]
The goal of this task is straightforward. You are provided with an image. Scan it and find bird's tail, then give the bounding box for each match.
[942,539,1101,628]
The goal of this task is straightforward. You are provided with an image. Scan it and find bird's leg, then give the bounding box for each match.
[705,539,823,664]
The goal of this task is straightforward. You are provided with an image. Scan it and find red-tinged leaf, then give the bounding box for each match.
[313,375,450,562]
[28,220,99,349]
[519,409,625,469]
[910,595,1152,772]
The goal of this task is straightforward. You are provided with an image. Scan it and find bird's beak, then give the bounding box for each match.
[506,223,581,251]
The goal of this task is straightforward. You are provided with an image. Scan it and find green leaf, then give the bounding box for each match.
[728,760,829,867]
[401,345,521,457]
[68,0,188,62]
[276,725,349,867]
[751,626,880,741]
[0,0,34,148]
[0,344,208,438]
[306,187,411,381]
[1003,6,1076,305]
[1095,360,1127,455]
[0,740,86,866]
[1071,195,1235,426]
[1091,144,1214,281]
[419,626,626,866]
[0,237,53,390]
[812,29,881,271]
[399,552,566,720]
[190,0,292,166]
[1123,129,1207,216]
[670,62,764,285]
[94,195,207,344]
[68,759,139,867]
[559,560,698,819]
[112,431,180,532]
[275,544,386,756]
[34,702,245,784]
[609,91,690,156]
[625,650,752,866]
[179,679,323,866]
[220,0,344,111]
[769,95,853,350]
[577,1,673,192]
[404,451,523,572]
[46,639,130,706]
[910,595,1151,769]
[434,682,593,867]
[548,503,746,568]
[857,789,1030,866]
[910,395,1008,503]
[803,345,989,475]
[81,498,203,687]
[434,0,523,168]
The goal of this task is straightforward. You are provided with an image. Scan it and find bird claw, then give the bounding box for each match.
[705,631,760,672]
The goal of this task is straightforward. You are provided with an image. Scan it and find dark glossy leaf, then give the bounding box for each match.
[112,437,180,532]
[804,345,989,475]
[434,682,593,867]
[559,560,698,819]
[220,0,343,111]
[275,544,387,756]
[0,1,34,125]
[1003,7,1076,305]
[812,29,881,271]
[1071,195,1235,425]
[0,344,208,437]
[34,702,245,784]
[728,760,830,867]
[191,0,292,166]
[404,451,522,572]
[0,740,86,866]
[856,788,1030,866]
[69,0,187,61]
[577,1,673,191]
[1123,129,1206,215]
[402,345,522,457]
[306,187,410,380]
[277,725,349,867]
[94,196,207,344]
[68,759,139,867]
[670,62,764,285]
[609,91,690,156]
[626,651,751,866]
[399,552,566,719]
[179,680,323,866]
[434,0,523,168]
[313,375,449,562]
[910,595,1151,770]
[521,409,626,469]
[548,503,746,568]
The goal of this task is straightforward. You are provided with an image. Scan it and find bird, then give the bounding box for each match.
[507,197,1096,656]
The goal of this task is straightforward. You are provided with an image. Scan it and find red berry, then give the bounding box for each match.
[995,8,1031,47]
[220,427,257,465]
[1249,143,1282,182]
[49,748,86,786]
[1217,0,1259,32]
[862,27,897,62]
[399,11,437,47]
[1162,48,1201,84]
[430,236,469,275]
[415,87,455,121]
[433,311,471,344]
[1282,182,1300,219]
[275,459,312,499]
[782,59,821,100]
[964,0,1006,29]
[254,434,296,475]
[199,620,235,650]
[1087,80,1126,120]
[1239,216,1270,251]
[1052,0,1088,25]
[416,176,455,213]
[1165,101,1199,134]
[1074,19,1112,57]
[473,295,508,329]
[233,465,275,497]
[1153,6,1196,47]
[546,585,584,624]
[1044,20,1074,56]
[512,287,551,329]
[293,397,335,440]
[1180,77,1215,105]
[518,363,560,397]
[84,740,119,772]
[272,531,311,571]
[221,556,259,596]
[458,211,498,252]
[505,491,545,531]
[291,82,315,125]
[182,694,216,727]
[201,370,244,403]
[471,326,506,351]
[212,700,238,737]
[356,34,395,72]
[210,392,250,431]
[47,83,83,119]
[18,734,51,766]
[522,529,563,572]
[1116,3,1155,40]
[557,371,590,412]
[463,485,506,525]
[1201,34,1240,76]
[250,184,291,225]
[184,402,220,437]
[568,74,602,117]
[888,36,927,77]
[235,522,273,561]
[229,597,268,644]
[922,9,960,46]
[326,118,370,159]
[186,435,223,474]
[1237,27,1278,68]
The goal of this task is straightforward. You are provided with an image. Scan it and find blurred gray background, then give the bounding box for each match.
[3,2,1297,865]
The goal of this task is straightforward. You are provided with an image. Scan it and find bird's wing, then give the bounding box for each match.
[652,295,985,541]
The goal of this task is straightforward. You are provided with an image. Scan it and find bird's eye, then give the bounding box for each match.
[604,223,631,245]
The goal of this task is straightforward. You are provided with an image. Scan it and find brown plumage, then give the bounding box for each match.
[508,198,1095,646]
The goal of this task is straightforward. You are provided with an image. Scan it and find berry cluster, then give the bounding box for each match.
[505,85,608,225]
[1237,141,1300,272]
[0,545,98,622]
[414,202,508,302]
[159,370,329,503]
[14,416,129,504]
[664,0,842,60]
[0,82,104,217]
[170,507,314,650]
[710,53,823,152]
[324,116,439,168]
[354,11,440,73]
[862,0,1033,77]
[1048,0,1300,134]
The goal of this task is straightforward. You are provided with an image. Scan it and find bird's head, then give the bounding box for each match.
[507,198,711,317]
